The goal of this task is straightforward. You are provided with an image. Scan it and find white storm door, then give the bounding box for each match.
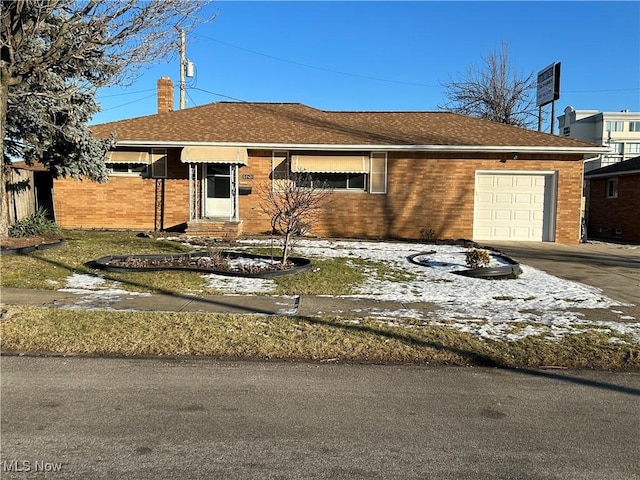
[205,165,232,218]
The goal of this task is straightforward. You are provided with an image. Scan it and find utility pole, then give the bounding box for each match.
[178,28,186,110]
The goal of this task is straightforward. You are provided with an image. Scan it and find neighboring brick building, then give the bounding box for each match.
[53,78,608,244]
[584,156,640,243]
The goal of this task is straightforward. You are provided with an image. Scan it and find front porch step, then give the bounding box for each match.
[186,219,243,238]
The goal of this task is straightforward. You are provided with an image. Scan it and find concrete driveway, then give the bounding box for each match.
[487,241,640,307]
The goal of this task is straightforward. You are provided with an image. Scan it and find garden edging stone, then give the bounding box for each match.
[0,239,66,256]
[91,251,312,278]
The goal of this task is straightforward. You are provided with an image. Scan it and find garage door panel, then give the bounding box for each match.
[515,176,534,187]
[514,193,533,204]
[494,193,513,204]
[474,226,492,238]
[494,209,512,220]
[476,192,494,203]
[512,227,532,237]
[496,176,515,187]
[513,210,533,221]
[475,210,493,221]
[474,173,553,242]
[534,177,546,187]
[477,176,495,188]
[493,226,512,237]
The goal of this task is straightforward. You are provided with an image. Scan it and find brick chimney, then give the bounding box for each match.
[157,77,174,114]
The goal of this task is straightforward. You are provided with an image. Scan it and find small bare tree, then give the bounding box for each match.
[438,42,537,128]
[258,172,331,264]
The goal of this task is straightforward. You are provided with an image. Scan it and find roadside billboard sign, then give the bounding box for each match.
[536,62,561,107]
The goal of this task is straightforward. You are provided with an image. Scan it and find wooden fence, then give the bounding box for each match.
[7,167,37,225]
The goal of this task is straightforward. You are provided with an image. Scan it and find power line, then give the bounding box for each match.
[194,33,640,96]
[564,87,640,93]
[100,94,156,112]
[186,90,199,108]
[193,33,441,88]
[98,88,156,99]
[189,87,248,103]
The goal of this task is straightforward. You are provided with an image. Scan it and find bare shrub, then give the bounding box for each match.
[465,249,491,269]
[257,172,331,264]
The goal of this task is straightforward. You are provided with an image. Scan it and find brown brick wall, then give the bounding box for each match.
[587,174,640,242]
[239,151,584,244]
[54,149,584,243]
[53,148,190,230]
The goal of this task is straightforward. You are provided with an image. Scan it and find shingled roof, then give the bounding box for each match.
[91,102,604,152]
[585,156,640,178]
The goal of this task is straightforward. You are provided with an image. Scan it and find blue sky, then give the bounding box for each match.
[93,1,640,131]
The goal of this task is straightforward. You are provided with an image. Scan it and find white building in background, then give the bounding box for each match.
[557,106,640,173]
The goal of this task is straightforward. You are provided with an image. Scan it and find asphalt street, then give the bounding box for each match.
[1,356,639,479]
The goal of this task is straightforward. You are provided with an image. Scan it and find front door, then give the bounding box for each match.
[205,165,231,218]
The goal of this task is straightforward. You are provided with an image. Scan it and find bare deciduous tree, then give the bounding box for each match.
[438,42,537,128]
[0,0,214,237]
[258,172,331,265]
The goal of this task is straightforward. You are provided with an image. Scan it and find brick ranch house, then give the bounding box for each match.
[584,155,640,243]
[53,77,608,243]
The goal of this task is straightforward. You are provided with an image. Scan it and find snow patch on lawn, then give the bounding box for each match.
[58,273,151,309]
[235,238,639,343]
[201,274,276,294]
[56,239,639,344]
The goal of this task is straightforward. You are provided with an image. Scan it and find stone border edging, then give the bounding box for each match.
[406,250,522,279]
[406,251,437,267]
[0,238,66,256]
[90,251,312,279]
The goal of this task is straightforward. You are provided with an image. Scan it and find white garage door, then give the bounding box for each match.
[473,173,555,241]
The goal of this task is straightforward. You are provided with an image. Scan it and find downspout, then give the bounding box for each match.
[200,164,205,219]
[188,163,193,220]
[231,163,239,222]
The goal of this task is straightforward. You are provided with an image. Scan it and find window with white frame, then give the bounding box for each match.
[626,143,640,154]
[271,151,387,193]
[271,151,290,191]
[106,163,148,176]
[369,152,387,194]
[606,178,618,199]
[151,149,168,178]
[629,121,640,132]
[608,142,624,154]
[105,150,149,176]
[605,121,624,132]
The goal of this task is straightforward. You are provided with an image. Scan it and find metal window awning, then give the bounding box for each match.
[106,151,150,164]
[180,146,248,165]
[291,154,369,173]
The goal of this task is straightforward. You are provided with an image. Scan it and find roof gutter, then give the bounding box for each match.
[114,140,609,156]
